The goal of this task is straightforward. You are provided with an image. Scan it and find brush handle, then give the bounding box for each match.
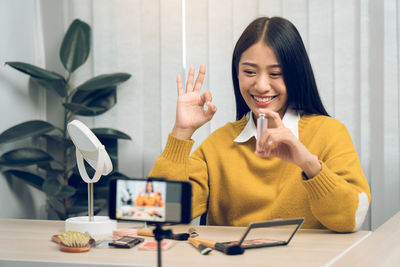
[59,244,91,253]
[188,238,200,249]
[51,235,61,244]
[189,237,244,255]
[188,237,216,249]
[137,229,154,237]
[188,238,212,255]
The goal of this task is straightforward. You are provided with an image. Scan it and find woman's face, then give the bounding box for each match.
[146,182,153,193]
[237,41,288,120]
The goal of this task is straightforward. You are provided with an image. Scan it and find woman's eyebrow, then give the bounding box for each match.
[240,62,281,68]
[268,64,281,69]
[240,62,258,67]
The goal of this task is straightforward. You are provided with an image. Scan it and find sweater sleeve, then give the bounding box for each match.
[148,134,209,219]
[301,120,371,232]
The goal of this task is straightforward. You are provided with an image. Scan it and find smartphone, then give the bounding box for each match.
[109,236,144,248]
[109,177,192,224]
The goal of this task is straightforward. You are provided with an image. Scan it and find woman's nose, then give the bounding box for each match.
[255,76,271,92]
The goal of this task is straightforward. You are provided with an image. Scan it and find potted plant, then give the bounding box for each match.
[0,19,132,219]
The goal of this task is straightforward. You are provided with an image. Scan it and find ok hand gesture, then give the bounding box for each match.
[172,64,217,140]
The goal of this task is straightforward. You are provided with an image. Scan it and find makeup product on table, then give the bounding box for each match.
[112,228,138,240]
[137,229,190,240]
[187,237,244,255]
[256,113,267,153]
[187,227,211,255]
[53,231,93,253]
[138,240,176,251]
[109,236,144,248]
[220,218,304,249]
[188,227,199,238]
[188,238,212,255]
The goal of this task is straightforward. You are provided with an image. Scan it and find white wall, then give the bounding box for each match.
[369,0,400,230]
[0,0,47,218]
[1,0,399,230]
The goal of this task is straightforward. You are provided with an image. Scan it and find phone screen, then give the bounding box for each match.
[109,178,191,224]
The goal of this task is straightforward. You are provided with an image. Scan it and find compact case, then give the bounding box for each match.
[221,218,304,249]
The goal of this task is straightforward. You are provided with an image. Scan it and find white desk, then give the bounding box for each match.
[331,211,400,267]
[0,219,371,267]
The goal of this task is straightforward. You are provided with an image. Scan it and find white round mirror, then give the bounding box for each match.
[67,120,112,183]
[65,119,116,236]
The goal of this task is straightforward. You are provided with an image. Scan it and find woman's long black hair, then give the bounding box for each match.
[232,17,329,120]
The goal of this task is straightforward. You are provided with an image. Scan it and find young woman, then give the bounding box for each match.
[149,17,370,232]
[135,181,164,207]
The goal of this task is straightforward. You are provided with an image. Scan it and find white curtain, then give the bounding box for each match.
[1,0,398,229]
[0,0,48,219]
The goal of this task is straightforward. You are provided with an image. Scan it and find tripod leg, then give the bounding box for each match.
[157,239,162,267]
[153,223,171,267]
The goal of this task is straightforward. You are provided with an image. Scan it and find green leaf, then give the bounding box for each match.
[42,177,62,196]
[46,198,66,220]
[85,88,117,113]
[0,120,57,144]
[68,191,87,206]
[92,128,132,140]
[39,134,74,148]
[70,86,114,105]
[76,73,131,91]
[67,204,88,215]
[5,62,65,80]
[94,186,109,199]
[0,148,53,166]
[69,88,117,116]
[68,172,87,192]
[55,185,76,199]
[63,103,105,115]
[37,162,64,174]
[68,191,106,216]
[3,170,45,190]
[33,78,67,98]
[98,138,118,171]
[60,19,91,73]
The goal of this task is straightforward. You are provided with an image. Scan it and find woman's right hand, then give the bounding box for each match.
[172,64,217,140]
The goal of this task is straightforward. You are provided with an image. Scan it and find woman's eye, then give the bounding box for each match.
[270,72,282,78]
[244,70,255,75]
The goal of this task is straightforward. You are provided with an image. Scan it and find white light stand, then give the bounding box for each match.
[65,120,116,237]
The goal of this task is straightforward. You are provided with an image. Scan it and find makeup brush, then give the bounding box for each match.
[137,229,190,240]
[186,227,211,255]
[187,237,244,255]
[188,238,212,255]
[54,231,92,252]
[188,227,199,238]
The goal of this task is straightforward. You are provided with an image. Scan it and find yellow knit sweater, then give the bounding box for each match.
[149,114,371,232]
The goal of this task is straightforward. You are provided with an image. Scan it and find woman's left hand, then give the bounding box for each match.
[256,110,321,178]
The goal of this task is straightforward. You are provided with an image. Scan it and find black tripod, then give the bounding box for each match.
[152,223,172,267]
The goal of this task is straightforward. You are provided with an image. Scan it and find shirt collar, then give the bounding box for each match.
[234,109,300,143]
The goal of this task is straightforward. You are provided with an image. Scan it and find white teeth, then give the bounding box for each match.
[254,96,274,102]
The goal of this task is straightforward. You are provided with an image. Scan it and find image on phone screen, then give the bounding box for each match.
[116,180,167,222]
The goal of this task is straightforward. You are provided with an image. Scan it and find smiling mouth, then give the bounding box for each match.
[253,96,276,102]
[253,95,277,107]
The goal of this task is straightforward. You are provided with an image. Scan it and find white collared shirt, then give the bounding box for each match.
[234,109,301,143]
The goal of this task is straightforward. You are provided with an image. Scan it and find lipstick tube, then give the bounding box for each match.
[256,113,267,153]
